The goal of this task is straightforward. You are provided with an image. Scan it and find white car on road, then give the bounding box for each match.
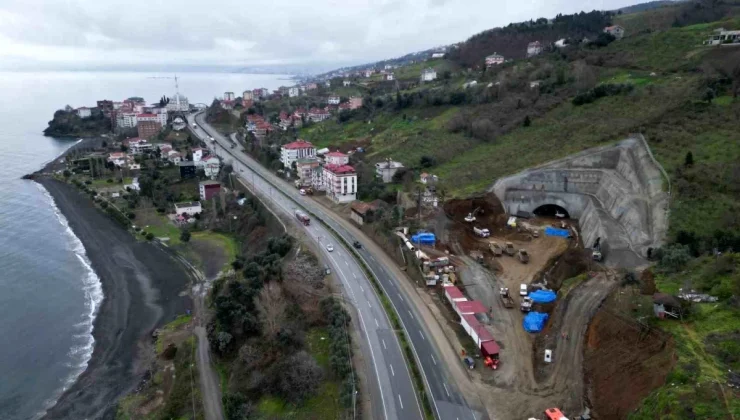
[326,244,334,252]
[520,283,528,296]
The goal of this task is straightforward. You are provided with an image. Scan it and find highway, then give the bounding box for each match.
[186,113,422,420]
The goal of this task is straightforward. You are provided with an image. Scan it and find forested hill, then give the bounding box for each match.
[446,11,613,68]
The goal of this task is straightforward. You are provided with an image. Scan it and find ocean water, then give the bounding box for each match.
[0,71,289,419]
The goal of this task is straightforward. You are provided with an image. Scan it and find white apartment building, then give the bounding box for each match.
[137,112,167,127]
[328,96,340,105]
[280,140,316,169]
[323,164,357,203]
[289,87,300,97]
[117,112,138,128]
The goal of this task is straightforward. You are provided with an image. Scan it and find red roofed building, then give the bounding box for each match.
[325,151,349,166]
[461,314,494,345]
[323,163,356,203]
[444,286,466,306]
[454,300,488,318]
[281,140,316,168]
[308,107,331,122]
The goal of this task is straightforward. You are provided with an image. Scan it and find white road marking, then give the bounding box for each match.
[419,331,425,341]
[407,310,414,319]
[390,364,395,376]
[374,318,379,327]
[360,286,364,292]
[398,294,404,302]
[443,383,450,398]
[431,355,437,365]
[353,272,357,279]
[398,394,404,410]
[382,339,387,350]
[345,260,349,266]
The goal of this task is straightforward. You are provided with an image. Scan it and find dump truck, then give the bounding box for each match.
[295,210,310,226]
[520,296,533,312]
[473,226,490,237]
[504,242,516,256]
[489,242,503,257]
[499,288,514,309]
[518,249,530,264]
[592,237,603,262]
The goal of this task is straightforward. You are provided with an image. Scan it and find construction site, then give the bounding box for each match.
[394,137,676,419]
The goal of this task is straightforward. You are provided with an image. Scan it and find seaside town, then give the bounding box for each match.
[27,7,740,420]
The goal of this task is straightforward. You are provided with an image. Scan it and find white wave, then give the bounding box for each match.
[33,183,103,419]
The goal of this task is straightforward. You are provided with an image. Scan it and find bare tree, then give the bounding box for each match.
[255,283,287,342]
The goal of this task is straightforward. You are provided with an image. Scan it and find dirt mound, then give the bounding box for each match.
[444,193,506,227]
[536,248,591,290]
[584,309,675,419]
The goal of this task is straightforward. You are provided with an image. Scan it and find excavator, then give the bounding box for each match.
[464,206,482,223]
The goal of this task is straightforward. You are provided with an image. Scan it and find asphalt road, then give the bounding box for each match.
[187,115,422,420]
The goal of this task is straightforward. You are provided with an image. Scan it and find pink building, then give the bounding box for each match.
[349,96,363,110]
[323,164,357,203]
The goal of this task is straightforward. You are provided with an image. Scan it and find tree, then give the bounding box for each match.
[419,155,436,168]
[523,115,531,127]
[659,244,692,272]
[63,170,71,178]
[684,151,694,167]
[180,229,191,242]
[256,283,287,343]
[145,232,154,241]
[702,88,716,104]
[276,351,323,403]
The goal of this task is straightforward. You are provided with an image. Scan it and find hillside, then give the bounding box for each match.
[44,108,112,137]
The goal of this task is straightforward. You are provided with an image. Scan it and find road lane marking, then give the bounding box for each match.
[360,286,364,292]
[398,294,404,302]
[374,318,379,327]
[390,364,395,376]
[398,394,404,410]
[382,339,386,350]
[431,355,436,365]
[355,310,389,419]
[345,260,349,266]
[353,273,357,279]
[407,310,414,319]
[443,383,450,398]
[419,331,425,341]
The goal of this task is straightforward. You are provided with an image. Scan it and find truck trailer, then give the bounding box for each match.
[295,210,310,226]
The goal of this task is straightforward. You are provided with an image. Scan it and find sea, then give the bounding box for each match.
[0,71,289,420]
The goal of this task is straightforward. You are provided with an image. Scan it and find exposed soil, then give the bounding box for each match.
[584,307,676,419]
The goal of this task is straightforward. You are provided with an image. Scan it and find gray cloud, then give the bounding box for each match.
[0,0,642,70]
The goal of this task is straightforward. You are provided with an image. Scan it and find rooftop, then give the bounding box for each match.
[200,180,221,186]
[456,300,488,314]
[324,163,355,175]
[462,314,494,342]
[283,140,315,150]
[326,151,347,157]
[444,286,464,299]
[175,201,201,208]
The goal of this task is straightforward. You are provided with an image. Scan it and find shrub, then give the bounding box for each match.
[659,244,692,272]
[180,230,191,243]
[276,351,323,404]
[145,232,154,241]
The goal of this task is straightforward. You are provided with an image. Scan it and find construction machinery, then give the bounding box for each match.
[473,226,491,237]
[518,249,530,264]
[489,242,503,257]
[520,296,533,312]
[464,206,482,223]
[499,287,514,309]
[504,242,516,256]
[592,237,603,262]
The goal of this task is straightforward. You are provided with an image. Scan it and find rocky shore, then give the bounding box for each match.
[36,178,192,419]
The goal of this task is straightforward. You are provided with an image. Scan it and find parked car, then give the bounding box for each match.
[520,283,529,296]
[463,356,475,369]
[299,189,306,195]
[326,244,334,252]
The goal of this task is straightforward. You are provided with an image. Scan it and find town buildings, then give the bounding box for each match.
[127,138,153,154]
[199,180,221,201]
[308,108,331,122]
[323,164,357,203]
[224,92,235,101]
[325,151,349,166]
[527,41,543,57]
[328,96,340,105]
[420,68,437,82]
[348,96,363,110]
[243,90,253,101]
[375,159,404,183]
[76,107,92,118]
[137,112,167,127]
[137,121,161,138]
[174,202,202,216]
[603,25,625,40]
[350,200,385,225]
[288,87,300,97]
[201,156,221,178]
[704,28,739,45]
[116,112,138,128]
[485,53,505,67]
[280,140,316,169]
[295,158,321,186]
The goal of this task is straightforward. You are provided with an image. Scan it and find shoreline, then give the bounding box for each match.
[34,177,192,419]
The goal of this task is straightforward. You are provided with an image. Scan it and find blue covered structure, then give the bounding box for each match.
[529,290,557,304]
[411,232,436,245]
[545,227,570,237]
[523,312,549,333]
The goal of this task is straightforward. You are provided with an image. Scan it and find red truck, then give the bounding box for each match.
[295,210,310,226]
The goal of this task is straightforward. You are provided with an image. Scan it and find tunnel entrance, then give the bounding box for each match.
[534,204,570,219]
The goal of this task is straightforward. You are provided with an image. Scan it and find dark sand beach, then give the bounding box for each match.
[36,178,192,419]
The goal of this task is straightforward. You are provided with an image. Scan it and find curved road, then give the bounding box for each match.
[187,114,422,420]
[189,112,484,420]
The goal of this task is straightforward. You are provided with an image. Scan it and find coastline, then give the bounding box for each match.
[35,177,192,419]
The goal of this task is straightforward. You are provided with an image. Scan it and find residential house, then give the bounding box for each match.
[167,150,182,164]
[116,112,138,128]
[137,120,162,138]
[178,161,197,178]
[127,138,153,154]
[295,157,321,186]
[420,68,437,82]
[375,159,404,183]
[243,90,253,101]
[137,112,167,127]
[385,73,395,81]
[288,87,300,97]
[343,80,351,87]
[191,147,205,162]
[174,201,202,216]
[485,53,504,67]
[554,38,568,48]
[306,83,318,90]
[704,28,740,45]
[529,80,541,89]
[96,100,113,112]
[308,107,331,122]
[325,151,349,166]
[419,172,438,184]
[220,100,235,110]
[76,107,92,118]
[199,180,221,201]
[328,96,340,105]
[202,156,221,178]
[224,92,235,101]
[338,102,351,111]
[603,25,625,40]
[363,69,373,77]
[323,164,357,203]
[431,52,445,58]
[348,96,363,110]
[350,200,386,225]
[527,41,543,57]
[259,88,270,97]
[278,111,294,130]
[280,140,316,169]
[293,108,308,119]
[324,80,331,88]
[108,152,128,167]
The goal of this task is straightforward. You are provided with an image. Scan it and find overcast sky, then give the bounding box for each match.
[0,0,644,71]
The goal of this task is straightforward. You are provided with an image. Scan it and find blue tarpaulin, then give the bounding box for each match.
[545,227,569,237]
[523,312,549,333]
[529,290,557,304]
[411,232,436,245]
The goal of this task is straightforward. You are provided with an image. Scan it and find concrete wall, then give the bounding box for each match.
[491,136,669,266]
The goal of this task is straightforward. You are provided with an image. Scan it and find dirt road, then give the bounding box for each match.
[194,325,224,420]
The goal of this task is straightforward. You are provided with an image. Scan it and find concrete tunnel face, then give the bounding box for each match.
[533,204,570,219]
